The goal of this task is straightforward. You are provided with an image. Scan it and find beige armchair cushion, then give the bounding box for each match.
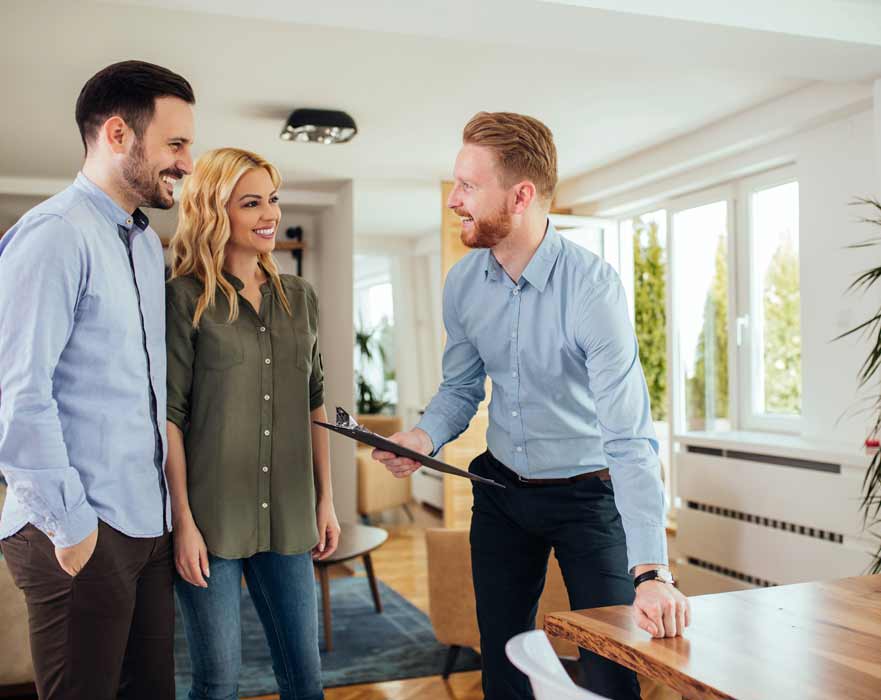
[355,415,412,517]
[355,414,402,437]
[0,484,35,685]
[426,528,480,649]
[356,448,412,516]
[425,528,577,657]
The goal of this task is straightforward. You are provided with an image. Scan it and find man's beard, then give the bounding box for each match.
[458,205,512,249]
[121,139,175,210]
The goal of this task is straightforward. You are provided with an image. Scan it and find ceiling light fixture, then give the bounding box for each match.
[280,108,358,144]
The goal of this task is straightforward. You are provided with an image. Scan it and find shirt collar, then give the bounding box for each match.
[482,219,562,293]
[483,250,503,283]
[73,172,150,232]
[223,271,245,291]
[223,267,273,293]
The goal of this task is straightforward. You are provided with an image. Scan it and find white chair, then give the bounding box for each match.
[505,630,611,700]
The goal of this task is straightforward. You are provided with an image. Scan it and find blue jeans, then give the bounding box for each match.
[175,550,324,700]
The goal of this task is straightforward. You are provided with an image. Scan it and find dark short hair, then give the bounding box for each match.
[75,60,195,154]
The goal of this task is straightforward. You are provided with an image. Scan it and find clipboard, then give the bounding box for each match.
[313,407,505,489]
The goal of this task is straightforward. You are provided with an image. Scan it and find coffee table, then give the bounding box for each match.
[313,522,389,652]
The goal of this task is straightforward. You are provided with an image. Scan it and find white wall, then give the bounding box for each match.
[567,90,880,447]
[797,109,878,445]
[876,79,881,191]
[317,183,357,522]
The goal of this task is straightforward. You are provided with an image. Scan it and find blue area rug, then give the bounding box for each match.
[174,576,481,697]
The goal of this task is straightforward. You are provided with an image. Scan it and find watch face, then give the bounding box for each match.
[658,569,674,584]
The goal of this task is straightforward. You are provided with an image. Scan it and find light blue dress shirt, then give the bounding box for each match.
[416,221,667,569]
[0,173,170,548]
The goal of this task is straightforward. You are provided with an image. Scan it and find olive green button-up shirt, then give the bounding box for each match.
[166,272,324,558]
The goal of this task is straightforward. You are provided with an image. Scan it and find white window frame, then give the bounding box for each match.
[613,170,801,517]
[666,184,739,437]
[616,169,802,439]
[735,166,802,434]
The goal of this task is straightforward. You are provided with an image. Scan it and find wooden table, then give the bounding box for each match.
[545,575,881,700]
[313,522,388,652]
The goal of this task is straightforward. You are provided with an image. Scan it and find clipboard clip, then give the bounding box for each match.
[335,406,363,431]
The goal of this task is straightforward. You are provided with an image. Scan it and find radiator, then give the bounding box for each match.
[673,440,874,595]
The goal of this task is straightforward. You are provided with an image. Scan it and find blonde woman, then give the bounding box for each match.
[165,147,338,700]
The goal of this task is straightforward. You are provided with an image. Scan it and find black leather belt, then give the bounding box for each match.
[488,453,610,487]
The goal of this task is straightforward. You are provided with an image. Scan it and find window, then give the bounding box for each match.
[738,173,801,431]
[621,210,668,423]
[671,199,732,433]
[621,210,671,505]
[619,168,801,440]
[354,255,397,412]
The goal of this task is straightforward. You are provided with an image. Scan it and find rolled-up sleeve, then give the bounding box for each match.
[165,284,196,431]
[307,287,324,410]
[0,215,98,547]
[416,268,486,454]
[578,278,668,572]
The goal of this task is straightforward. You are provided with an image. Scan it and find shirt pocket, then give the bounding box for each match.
[196,320,244,371]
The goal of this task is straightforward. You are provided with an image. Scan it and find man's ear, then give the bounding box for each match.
[99,116,131,155]
[511,180,537,214]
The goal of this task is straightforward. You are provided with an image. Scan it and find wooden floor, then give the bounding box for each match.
[250,505,485,700]
[249,503,678,700]
[2,504,671,700]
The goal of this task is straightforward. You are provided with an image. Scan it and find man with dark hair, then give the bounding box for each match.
[0,60,195,699]
[374,111,690,700]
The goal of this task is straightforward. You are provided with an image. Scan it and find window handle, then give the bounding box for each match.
[736,315,749,347]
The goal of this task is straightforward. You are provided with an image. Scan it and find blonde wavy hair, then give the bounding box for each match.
[170,147,291,327]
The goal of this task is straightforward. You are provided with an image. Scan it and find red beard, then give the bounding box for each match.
[457,205,512,249]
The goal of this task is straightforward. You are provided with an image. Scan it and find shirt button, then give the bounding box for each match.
[262,502,268,509]
[512,411,518,417]
[264,429,270,436]
[262,466,269,473]
[125,217,132,226]
[516,446,524,453]
[264,394,270,401]
[512,371,518,378]
[260,326,266,333]
[512,288,520,296]
[265,358,271,365]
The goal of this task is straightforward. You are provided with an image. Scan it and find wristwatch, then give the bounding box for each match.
[633,568,675,589]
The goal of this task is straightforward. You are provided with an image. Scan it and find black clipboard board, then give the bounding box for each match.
[314,408,505,488]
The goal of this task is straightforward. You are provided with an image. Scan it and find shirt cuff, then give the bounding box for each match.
[166,406,188,431]
[413,413,450,457]
[625,524,669,574]
[36,500,99,548]
[309,388,325,411]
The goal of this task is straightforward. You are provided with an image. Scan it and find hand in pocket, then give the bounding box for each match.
[55,525,98,577]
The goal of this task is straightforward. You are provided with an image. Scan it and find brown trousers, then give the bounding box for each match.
[0,520,174,700]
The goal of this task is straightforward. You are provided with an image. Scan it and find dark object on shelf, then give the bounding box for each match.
[286,226,303,276]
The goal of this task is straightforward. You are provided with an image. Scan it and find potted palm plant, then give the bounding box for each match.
[838,197,881,573]
[354,317,390,415]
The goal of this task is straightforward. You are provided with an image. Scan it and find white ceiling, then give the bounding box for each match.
[2,1,880,237]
